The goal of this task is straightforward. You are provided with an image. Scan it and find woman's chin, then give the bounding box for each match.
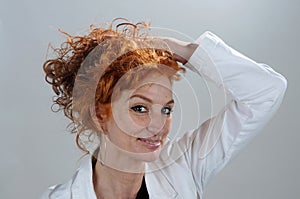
[133,147,162,162]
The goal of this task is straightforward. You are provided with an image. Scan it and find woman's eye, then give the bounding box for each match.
[161,107,173,115]
[131,105,148,113]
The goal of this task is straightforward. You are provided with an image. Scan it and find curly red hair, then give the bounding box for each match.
[43,18,184,152]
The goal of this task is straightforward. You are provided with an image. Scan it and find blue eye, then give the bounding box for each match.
[131,105,148,113]
[161,107,173,115]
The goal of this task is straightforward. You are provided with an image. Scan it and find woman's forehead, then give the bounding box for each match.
[112,79,173,105]
[131,83,173,101]
[110,71,173,103]
[131,74,172,94]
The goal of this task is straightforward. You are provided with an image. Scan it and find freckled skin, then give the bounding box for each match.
[104,72,174,161]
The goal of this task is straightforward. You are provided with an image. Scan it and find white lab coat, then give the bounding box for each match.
[40,31,287,199]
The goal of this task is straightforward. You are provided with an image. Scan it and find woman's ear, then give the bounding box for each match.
[89,104,109,133]
[89,105,101,130]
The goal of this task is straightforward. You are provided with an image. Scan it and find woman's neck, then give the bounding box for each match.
[98,134,146,173]
[93,160,144,199]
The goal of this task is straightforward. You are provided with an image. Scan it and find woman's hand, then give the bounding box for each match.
[160,37,198,65]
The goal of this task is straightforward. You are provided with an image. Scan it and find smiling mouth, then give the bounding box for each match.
[137,137,161,150]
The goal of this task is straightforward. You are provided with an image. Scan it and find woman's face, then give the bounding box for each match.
[103,72,174,162]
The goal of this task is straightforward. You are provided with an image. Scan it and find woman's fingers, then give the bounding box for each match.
[172,53,188,64]
[160,37,198,64]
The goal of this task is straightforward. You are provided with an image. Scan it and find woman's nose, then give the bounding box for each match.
[147,105,166,134]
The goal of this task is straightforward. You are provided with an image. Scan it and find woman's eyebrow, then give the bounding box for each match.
[166,99,175,105]
[129,94,174,105]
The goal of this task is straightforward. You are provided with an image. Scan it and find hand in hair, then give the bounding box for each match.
[159,37,198,65]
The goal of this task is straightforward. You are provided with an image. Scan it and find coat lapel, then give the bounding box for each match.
[145,163,178,199]
[71,156,98,199]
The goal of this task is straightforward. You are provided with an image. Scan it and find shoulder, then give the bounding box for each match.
[39,155,94,199]
[39,178,74,199]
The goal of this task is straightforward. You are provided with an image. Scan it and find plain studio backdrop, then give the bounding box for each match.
[0,0,299,198]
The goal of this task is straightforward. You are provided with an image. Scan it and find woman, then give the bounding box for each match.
[41,19,287,199]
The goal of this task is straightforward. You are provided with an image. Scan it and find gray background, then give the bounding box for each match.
[0,0,299,198]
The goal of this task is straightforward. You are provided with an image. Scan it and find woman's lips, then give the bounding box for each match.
[138,138,161,150]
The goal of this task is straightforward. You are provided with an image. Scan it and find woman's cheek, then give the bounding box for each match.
[162,117,172,139]
[128,114,151,137]
[113,111,150,137]
[130,113,150,127]
[165,117,172,130]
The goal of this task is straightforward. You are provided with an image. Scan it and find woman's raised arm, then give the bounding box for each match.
[162,31,287,194]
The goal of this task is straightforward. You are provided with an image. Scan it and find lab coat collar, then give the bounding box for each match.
[71,155,97,199]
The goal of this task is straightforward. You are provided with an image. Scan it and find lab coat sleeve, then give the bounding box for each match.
[180,31,287,194]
